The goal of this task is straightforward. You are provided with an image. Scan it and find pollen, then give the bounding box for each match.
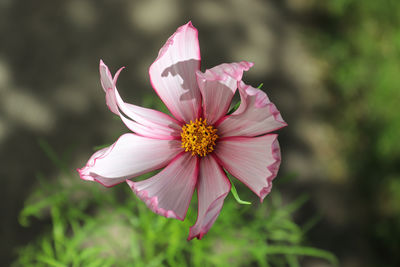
[181,118,218,157]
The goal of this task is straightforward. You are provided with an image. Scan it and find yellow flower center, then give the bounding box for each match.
[181,118,218,157]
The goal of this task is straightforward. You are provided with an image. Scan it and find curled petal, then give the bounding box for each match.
[77,145,113,182]
[214,135,281,202]
[77,133,183,187]
[100,60,181,139]
[127,153,199,220]
[196,61,253,124]
[99,60,120,115]
[217,81,287,137]
[149,22,202,123]
[188,155,231,240]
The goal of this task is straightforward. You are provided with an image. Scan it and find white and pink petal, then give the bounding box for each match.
[214,135,281,202]
[217,82,287,137]
[149,22,202,123]
[127,152,199,220]
[196,61,253,125]
[99,59,121,115]
[188,155,231,240]
[100,60,182,139]
[78,133,183,187]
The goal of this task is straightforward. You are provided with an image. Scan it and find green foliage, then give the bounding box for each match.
[14,141,337,266]
[311,0,400,264]
[313,0,400,160]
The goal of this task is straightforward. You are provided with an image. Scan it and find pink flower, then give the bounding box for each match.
[78,22,287,240]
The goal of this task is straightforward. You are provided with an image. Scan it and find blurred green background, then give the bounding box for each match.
[1,0,399,266]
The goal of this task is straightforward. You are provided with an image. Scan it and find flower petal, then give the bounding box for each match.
[122,102,182,134]
[188,155,231,240]
[149,22,202,123]
[99,59,121,115]
[118,114,178,139]
[77,145,113,182]
[196,61,253,124]
[127,152,199,220]
[217,81,287,137]
[100,60,182,139]
[77,133,183,187]
[214,134,281,202]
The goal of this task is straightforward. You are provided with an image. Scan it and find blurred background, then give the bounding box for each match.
[1,0,399,266]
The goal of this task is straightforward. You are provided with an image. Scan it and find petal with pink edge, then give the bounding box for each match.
[188,155,231,240]
[217,82,287,137]
[196,61,253,125]
[100,60,182,139]
[127,152,199,220]
[149,22,202,123]
[214,135,281,202]
[77,133,183,187]
[77,145,113,182]
[99,59,120,115]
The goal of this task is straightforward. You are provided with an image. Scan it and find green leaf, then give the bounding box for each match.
[257,83,264,89]
[227,101,241,115]
[226,173,251,205]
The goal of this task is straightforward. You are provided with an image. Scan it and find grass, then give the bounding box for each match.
[310,0,400,264]
[13,139,337,266]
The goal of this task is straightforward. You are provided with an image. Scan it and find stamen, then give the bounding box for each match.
[181,118,218,157]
